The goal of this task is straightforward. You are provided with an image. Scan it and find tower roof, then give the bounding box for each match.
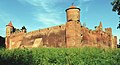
[65,5,80,12]
[7,21,13,27]
[69,5,76,8]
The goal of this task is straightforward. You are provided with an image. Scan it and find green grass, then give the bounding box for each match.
[0,47,120,65]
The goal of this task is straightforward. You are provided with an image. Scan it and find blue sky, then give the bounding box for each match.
[0,0,120,43]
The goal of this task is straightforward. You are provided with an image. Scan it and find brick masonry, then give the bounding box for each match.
[5,5,117,49]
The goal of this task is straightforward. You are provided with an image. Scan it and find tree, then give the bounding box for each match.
[0,36,5,48]
[111,0,120,15]
[111,0,120,29]
[117,24,120,29]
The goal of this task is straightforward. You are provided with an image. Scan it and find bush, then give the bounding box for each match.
[0,47,120,65]
[0,48,33,65]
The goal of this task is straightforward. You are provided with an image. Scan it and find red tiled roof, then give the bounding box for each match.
[7,21,13,27]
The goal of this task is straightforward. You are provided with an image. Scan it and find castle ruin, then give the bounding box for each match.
[5,6,117,49]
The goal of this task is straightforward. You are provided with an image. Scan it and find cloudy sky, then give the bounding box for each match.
[0,0,120,43]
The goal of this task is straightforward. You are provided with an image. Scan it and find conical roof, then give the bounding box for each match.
[7,21,13,27]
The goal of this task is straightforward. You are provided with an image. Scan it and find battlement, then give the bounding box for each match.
[10,32,25,38]
[25,24,65,38]
[105,28,112,35]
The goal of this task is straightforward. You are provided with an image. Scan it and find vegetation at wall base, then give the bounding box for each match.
[0,47,120,65]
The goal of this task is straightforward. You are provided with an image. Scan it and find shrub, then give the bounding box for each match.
[0,48,33,65]
[0,47,120,65]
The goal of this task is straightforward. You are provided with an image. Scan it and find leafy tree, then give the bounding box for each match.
[0,36,5,48]
[111,0,120,15]
[111,0,120,29]
[117,22,120,29]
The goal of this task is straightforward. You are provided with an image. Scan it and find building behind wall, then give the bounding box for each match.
[5,5,117,49]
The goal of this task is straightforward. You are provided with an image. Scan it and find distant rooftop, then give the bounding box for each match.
[7,21,13,27]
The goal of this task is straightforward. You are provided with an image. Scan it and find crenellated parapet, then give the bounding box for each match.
[10,32,25,38]
[25,24,65,38]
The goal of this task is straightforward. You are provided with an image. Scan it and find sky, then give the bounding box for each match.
[0,0,120,43]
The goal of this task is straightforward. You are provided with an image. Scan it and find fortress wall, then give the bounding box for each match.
[9,32,25,49]
[81,27,88,33]
[105,28,116,48]
[114,36,117,48]
[46,25,115,48]
[22,24,66,47]
[44,29,66,47]
[10,32,25,42]
[25,24,65,38]
[105,28,112,35]
[10,32,25,38]
[80,26,116,48]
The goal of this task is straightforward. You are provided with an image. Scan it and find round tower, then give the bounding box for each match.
[65,5,81,47]
[5,21,14,48]
[6,21,14,37]
[66,5,80,22]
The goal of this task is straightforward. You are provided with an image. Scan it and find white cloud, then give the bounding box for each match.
[35,13,63,27]
[18,0,65,27]
[18,0,60,13]
[78,0,94,20]
[18,0,94,27]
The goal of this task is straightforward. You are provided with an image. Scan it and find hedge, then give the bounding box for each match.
[0,47,120,65]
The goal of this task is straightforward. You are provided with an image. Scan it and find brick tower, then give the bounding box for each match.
[5,21,14,48]
[65,5,81,47]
